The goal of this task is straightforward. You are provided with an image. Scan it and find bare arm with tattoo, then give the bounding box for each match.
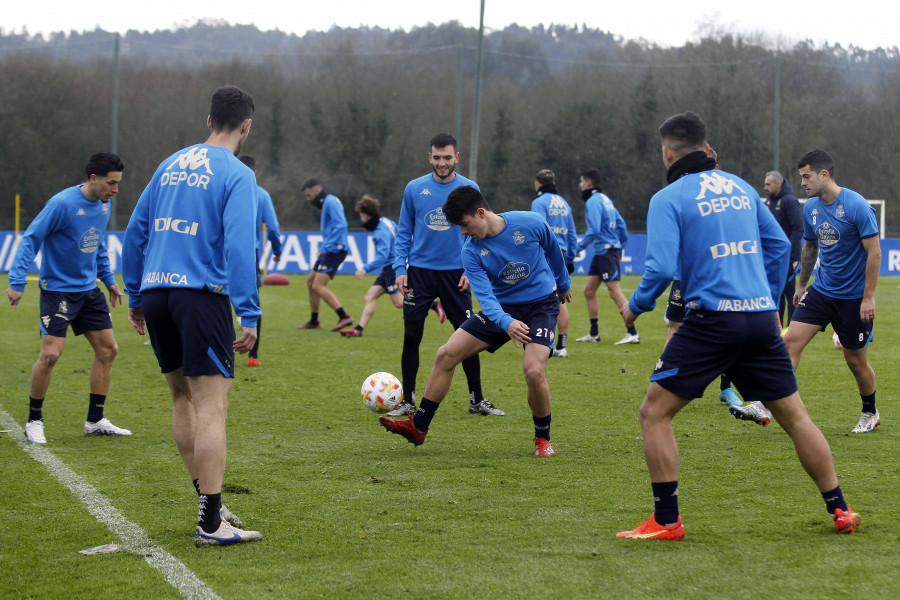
[793,239,819,307]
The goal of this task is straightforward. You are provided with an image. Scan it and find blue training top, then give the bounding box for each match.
[629,168,790,316]
[8,185,116,293]
[803,187,878,299]
[256,186,283,257]
[462,211,571,333]
[531,191,578,264]
[122,143,261,327]
[361,217,398,274]
[319,194,348,254]
[576,189,627,254]
[393,173,478,275]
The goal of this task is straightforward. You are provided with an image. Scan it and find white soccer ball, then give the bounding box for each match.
[361,372,403,413]
[832,332,843,349]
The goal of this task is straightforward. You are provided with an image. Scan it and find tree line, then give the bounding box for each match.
[2,22,898,235]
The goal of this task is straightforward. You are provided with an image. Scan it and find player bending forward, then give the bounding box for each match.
[379,186,571,456]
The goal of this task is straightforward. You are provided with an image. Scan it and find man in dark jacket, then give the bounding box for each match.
[764,171,803,326]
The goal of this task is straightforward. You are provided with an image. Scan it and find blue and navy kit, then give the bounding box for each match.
[122,143,261,327]
[256,186,283,257]
[531,191,577,263]
[319,194,348,254]
[393,174,478,275]
[361,217,398,274]
[803,188,878,299]
[577,190,627,255]
[629,168,790,317]
[461,211,571,333]
[8,185,116,293]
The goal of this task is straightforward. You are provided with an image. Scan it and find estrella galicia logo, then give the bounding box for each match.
[499,261,530,285]
[424,207,451,231]
[816,222,840,246]
[79,226,102,253]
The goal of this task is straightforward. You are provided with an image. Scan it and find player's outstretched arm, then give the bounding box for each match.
[794,239,819,306]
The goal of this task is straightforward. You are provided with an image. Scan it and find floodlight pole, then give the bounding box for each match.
[110,32,121,229]
[773,54,781,173]
[455,44,463,145]
[468,0,485,180]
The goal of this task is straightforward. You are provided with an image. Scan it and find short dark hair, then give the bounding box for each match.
[659,111,707,155]
[209,85,255,133]
[85,153,125,178]
[430,133,458,152]
[443,185,490,225]
[239,155,256,170]
[580,168,602,188]
[535,169,555,186]
[301,177,322,191]
[355,194,381,216]
[797,148,835,178]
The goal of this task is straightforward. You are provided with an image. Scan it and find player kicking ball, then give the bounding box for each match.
[379,186,571,456]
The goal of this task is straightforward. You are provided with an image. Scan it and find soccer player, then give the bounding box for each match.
[531,169,576,357]
[340,195,408,337]
[387,133,504,417]
[617,112,859,540]
[296,178,353,332]
[743,149,880,434]
[7,153,131,444]
[122,85,263,546]
[379,186,571,456]
[239,155,283,367]
[574,169,638,345]
[763,170,803,328]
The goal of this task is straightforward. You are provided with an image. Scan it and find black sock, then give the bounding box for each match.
[430,301,440,312]
[28,397,44,422]
[198,493,223,533]
[355,325,364,332]
[310,312,319,323]
[402,320,425,399]
[413,398,440,432]
[720,375,731,390]
[87,393,105,423]
[192,479,201,495]
[627,325,637,335]
[822,485,848,514]
[462,354,482,404]
[336,307,348,319]
[861,392,876,414]
[533,413,551,441]
[556,334,567,350]
[590,319,599,337]
[651,481,679,526]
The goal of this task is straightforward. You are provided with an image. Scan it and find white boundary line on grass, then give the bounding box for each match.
[0,408,222,600]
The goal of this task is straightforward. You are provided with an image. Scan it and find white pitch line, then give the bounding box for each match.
[0,408,222,600]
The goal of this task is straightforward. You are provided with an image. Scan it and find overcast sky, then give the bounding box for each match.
[4,1,895,50]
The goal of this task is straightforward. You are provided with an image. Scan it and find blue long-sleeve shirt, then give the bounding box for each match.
[361,217,397,274]
[803,187,878,299]
[629,168,789,317]
[461,211,571,333]
[8,185,116,293]
[392,173,478,275]
[576,190,627,254]
[122,144,260,327]
[319,194,348,253]
[531,191,577,264]
[256,186,283,257]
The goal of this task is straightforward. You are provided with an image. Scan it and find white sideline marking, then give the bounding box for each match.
[0,408,222,600]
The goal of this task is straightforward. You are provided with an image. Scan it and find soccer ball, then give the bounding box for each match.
[832,332,843,349]
[361,372,403,413]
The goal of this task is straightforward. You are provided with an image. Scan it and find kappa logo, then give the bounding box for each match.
[42,315,51,329]
[512,230,525,245]
[547,196,569,216]
[76,209,86,216]
[480,248,491,256]
[655,358,664,370]
[419,189,432,196]
[40,279,48,290]
[167,147,214,175]
[695,171,748,200]
[58,301,68,314]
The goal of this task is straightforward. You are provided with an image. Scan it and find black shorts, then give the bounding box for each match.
[403,266,473,325]
[665,280,685,323]
[460,293,560,353]
[792,286,873,350]
[142,288,236,377]
[374,265,400,295]
[39,288,112,337]
[312,251,348,279]
[651,310,798,402]
[588,250,621,281]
